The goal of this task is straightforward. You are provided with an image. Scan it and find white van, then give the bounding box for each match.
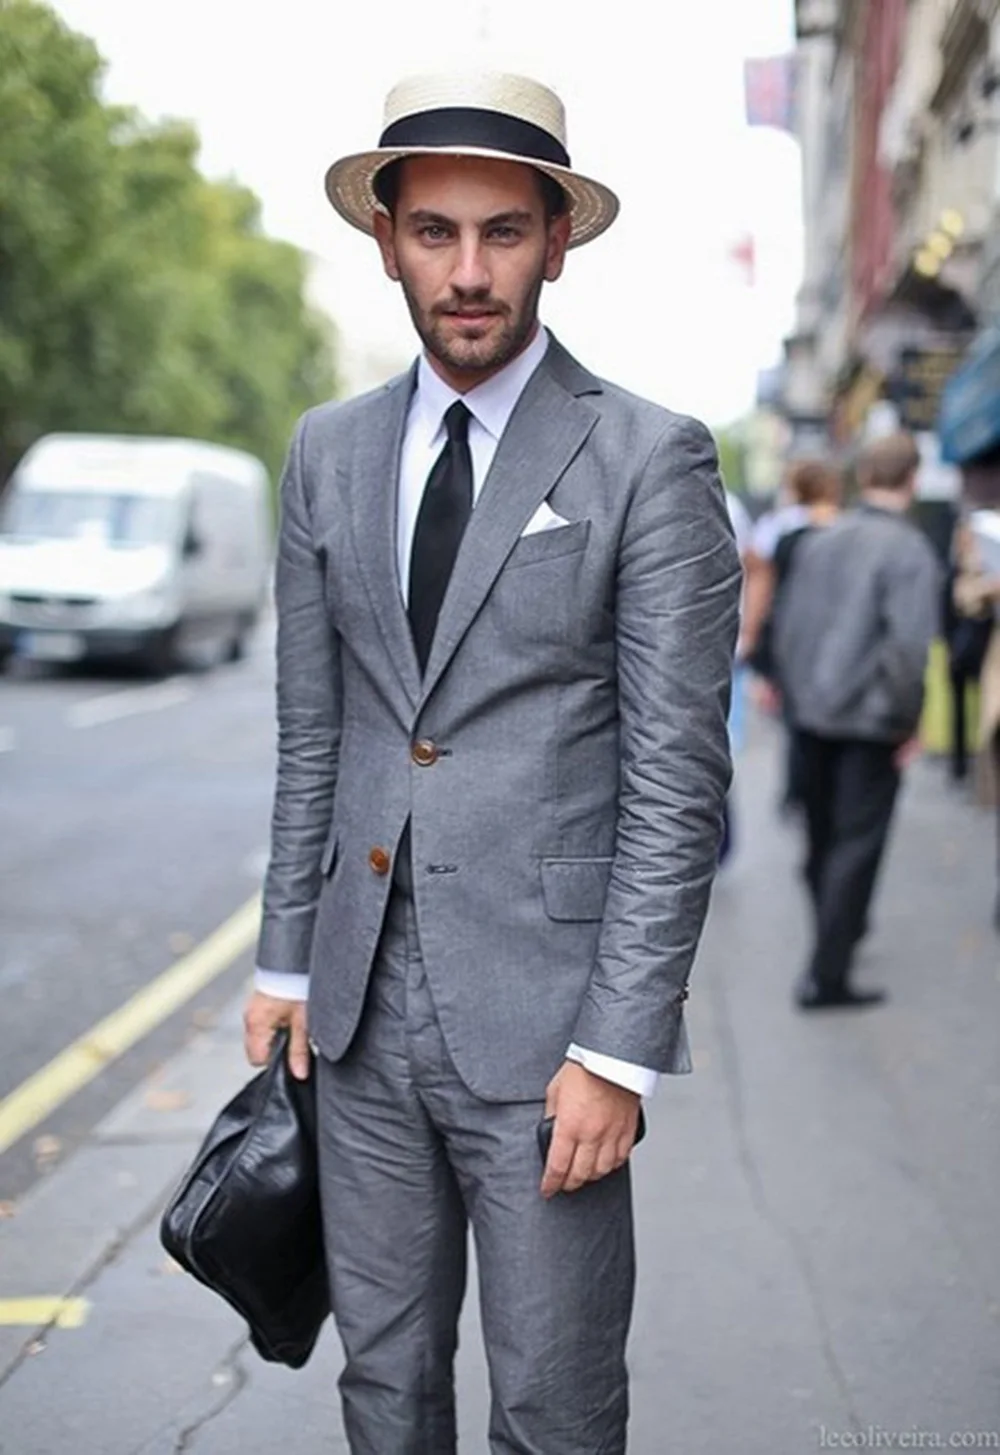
[0,433,273,673]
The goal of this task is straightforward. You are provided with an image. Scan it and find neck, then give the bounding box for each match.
[863,488,911,514]
[425,320,541,394]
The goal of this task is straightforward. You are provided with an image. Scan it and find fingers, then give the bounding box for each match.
[540,1124,575,1200]
[243,1001,276,1068]
[541,1130,630,1199]
[562,1141,599,1194]
[288,1005,311,1082]
[243,992,309,1073]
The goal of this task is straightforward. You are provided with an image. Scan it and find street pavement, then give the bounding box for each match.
[0,639,275,1199]
[0,710,998,1453]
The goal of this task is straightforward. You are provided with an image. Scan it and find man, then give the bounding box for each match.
[775,432,941,1011]
[244,71,740,1454]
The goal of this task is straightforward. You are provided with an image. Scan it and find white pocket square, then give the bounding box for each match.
[521,501,571,537]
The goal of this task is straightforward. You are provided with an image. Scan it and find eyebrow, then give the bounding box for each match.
[405,208,536,228]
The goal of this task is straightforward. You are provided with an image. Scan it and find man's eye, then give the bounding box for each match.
[489,226,520,241]
[419,224,449,240]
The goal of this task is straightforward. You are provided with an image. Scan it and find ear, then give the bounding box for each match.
[543,211,572,283]
[373,210,400,281]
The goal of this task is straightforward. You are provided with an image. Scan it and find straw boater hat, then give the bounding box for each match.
[325,72,619,249]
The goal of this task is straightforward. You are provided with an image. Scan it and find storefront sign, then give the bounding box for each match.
[891,346,964,431]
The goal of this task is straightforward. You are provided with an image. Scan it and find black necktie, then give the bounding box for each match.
[408,400,473,672]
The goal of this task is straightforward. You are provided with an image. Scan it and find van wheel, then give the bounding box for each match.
[143,628,178,678]
[225,616,253,663]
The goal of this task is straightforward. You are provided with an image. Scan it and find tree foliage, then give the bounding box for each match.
[712,425,747,496]
[0,0,337,484]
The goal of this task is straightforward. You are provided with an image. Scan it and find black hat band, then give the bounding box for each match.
[378,106,571,169]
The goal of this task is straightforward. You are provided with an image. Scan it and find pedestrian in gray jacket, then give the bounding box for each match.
[775,432,941,1010]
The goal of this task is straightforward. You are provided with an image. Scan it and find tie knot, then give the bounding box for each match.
[444,400,471,444]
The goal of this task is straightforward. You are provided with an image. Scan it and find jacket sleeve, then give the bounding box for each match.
[256,412,342,979]
[570,415,742,1072]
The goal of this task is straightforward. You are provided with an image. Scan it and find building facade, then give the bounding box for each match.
[785,0,1000,500]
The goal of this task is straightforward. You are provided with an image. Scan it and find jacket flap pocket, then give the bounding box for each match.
[505,519,590,569]
[540,857,613,922]
[319,828,339,879]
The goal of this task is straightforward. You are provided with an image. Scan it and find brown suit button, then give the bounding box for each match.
[368,847,391,876]
[411,739,439,767]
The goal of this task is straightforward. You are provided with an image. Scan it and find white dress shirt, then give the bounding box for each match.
[257,325,658,1099]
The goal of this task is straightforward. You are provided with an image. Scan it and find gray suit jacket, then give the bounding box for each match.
[257,337,741,1101]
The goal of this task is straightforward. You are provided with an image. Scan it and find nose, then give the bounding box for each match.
[451,233,491,294]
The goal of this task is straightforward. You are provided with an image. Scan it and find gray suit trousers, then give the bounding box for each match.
[316,893,635,1454]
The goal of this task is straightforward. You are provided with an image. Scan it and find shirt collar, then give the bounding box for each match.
[414,325,550,443]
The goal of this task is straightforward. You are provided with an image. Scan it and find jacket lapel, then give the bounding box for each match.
[419,339,601,702]
[349,365,422,706]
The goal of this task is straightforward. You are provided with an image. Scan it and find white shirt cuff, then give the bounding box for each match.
[254,968,310,1001]
[565,1043,659,1099]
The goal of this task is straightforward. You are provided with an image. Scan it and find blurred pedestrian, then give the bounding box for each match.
[942,512,992,783]
[242,70,740,1453]
[775,433,941,1009]
[740,464,812,669]
[953,510,1000,930]
[745,458,843,813]
[720,487,753,865]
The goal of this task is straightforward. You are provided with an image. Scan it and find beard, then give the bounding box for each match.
[399,270,544,380]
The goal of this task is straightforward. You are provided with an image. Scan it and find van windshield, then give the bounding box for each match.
[0,491,178,546]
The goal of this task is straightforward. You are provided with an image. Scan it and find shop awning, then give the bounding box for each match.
[939,327,1000,463]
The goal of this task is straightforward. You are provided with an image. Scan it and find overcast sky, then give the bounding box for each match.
[52,0,801,425]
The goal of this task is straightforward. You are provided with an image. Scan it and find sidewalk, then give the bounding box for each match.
[1,719,998,1454]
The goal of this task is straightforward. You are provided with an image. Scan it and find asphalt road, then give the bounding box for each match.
[0,626,278,1200]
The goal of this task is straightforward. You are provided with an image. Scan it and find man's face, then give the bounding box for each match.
[373,154,571,390]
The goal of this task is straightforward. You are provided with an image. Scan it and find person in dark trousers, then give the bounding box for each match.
[775,432,941,1010]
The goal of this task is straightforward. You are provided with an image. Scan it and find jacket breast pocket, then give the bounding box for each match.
[504,519,590,569]
[493,521,591,645]
[540,857,613,922]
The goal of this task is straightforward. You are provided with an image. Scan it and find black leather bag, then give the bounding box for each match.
[160,1030,329,1368]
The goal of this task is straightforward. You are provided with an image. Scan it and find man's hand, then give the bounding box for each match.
[893,736,922,771]
[243,991,310,1081]
[540,1060,641,1200]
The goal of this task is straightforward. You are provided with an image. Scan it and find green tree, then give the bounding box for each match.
[0,0,336,485]
[712,425,747,495]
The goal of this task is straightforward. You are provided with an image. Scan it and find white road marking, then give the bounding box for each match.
[0,727,15,754]
[67,680,194,729]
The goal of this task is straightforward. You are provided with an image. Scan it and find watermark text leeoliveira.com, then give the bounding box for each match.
[818,1430,1000,1450]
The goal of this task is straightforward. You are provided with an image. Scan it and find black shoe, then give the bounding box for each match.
[795,979,887,1011]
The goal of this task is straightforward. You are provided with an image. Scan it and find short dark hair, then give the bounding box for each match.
[785,458,842,507]
[372,157,568,223]
[856,432,921,493]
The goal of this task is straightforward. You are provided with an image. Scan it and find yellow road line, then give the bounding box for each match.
[0,1297,90,1329]
[0,894,261,1157]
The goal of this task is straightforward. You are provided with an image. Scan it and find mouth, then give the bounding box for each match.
[439,306,503,321]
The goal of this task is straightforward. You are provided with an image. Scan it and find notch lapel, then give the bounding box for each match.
[349,365,423,706]
[419,350,600,703]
